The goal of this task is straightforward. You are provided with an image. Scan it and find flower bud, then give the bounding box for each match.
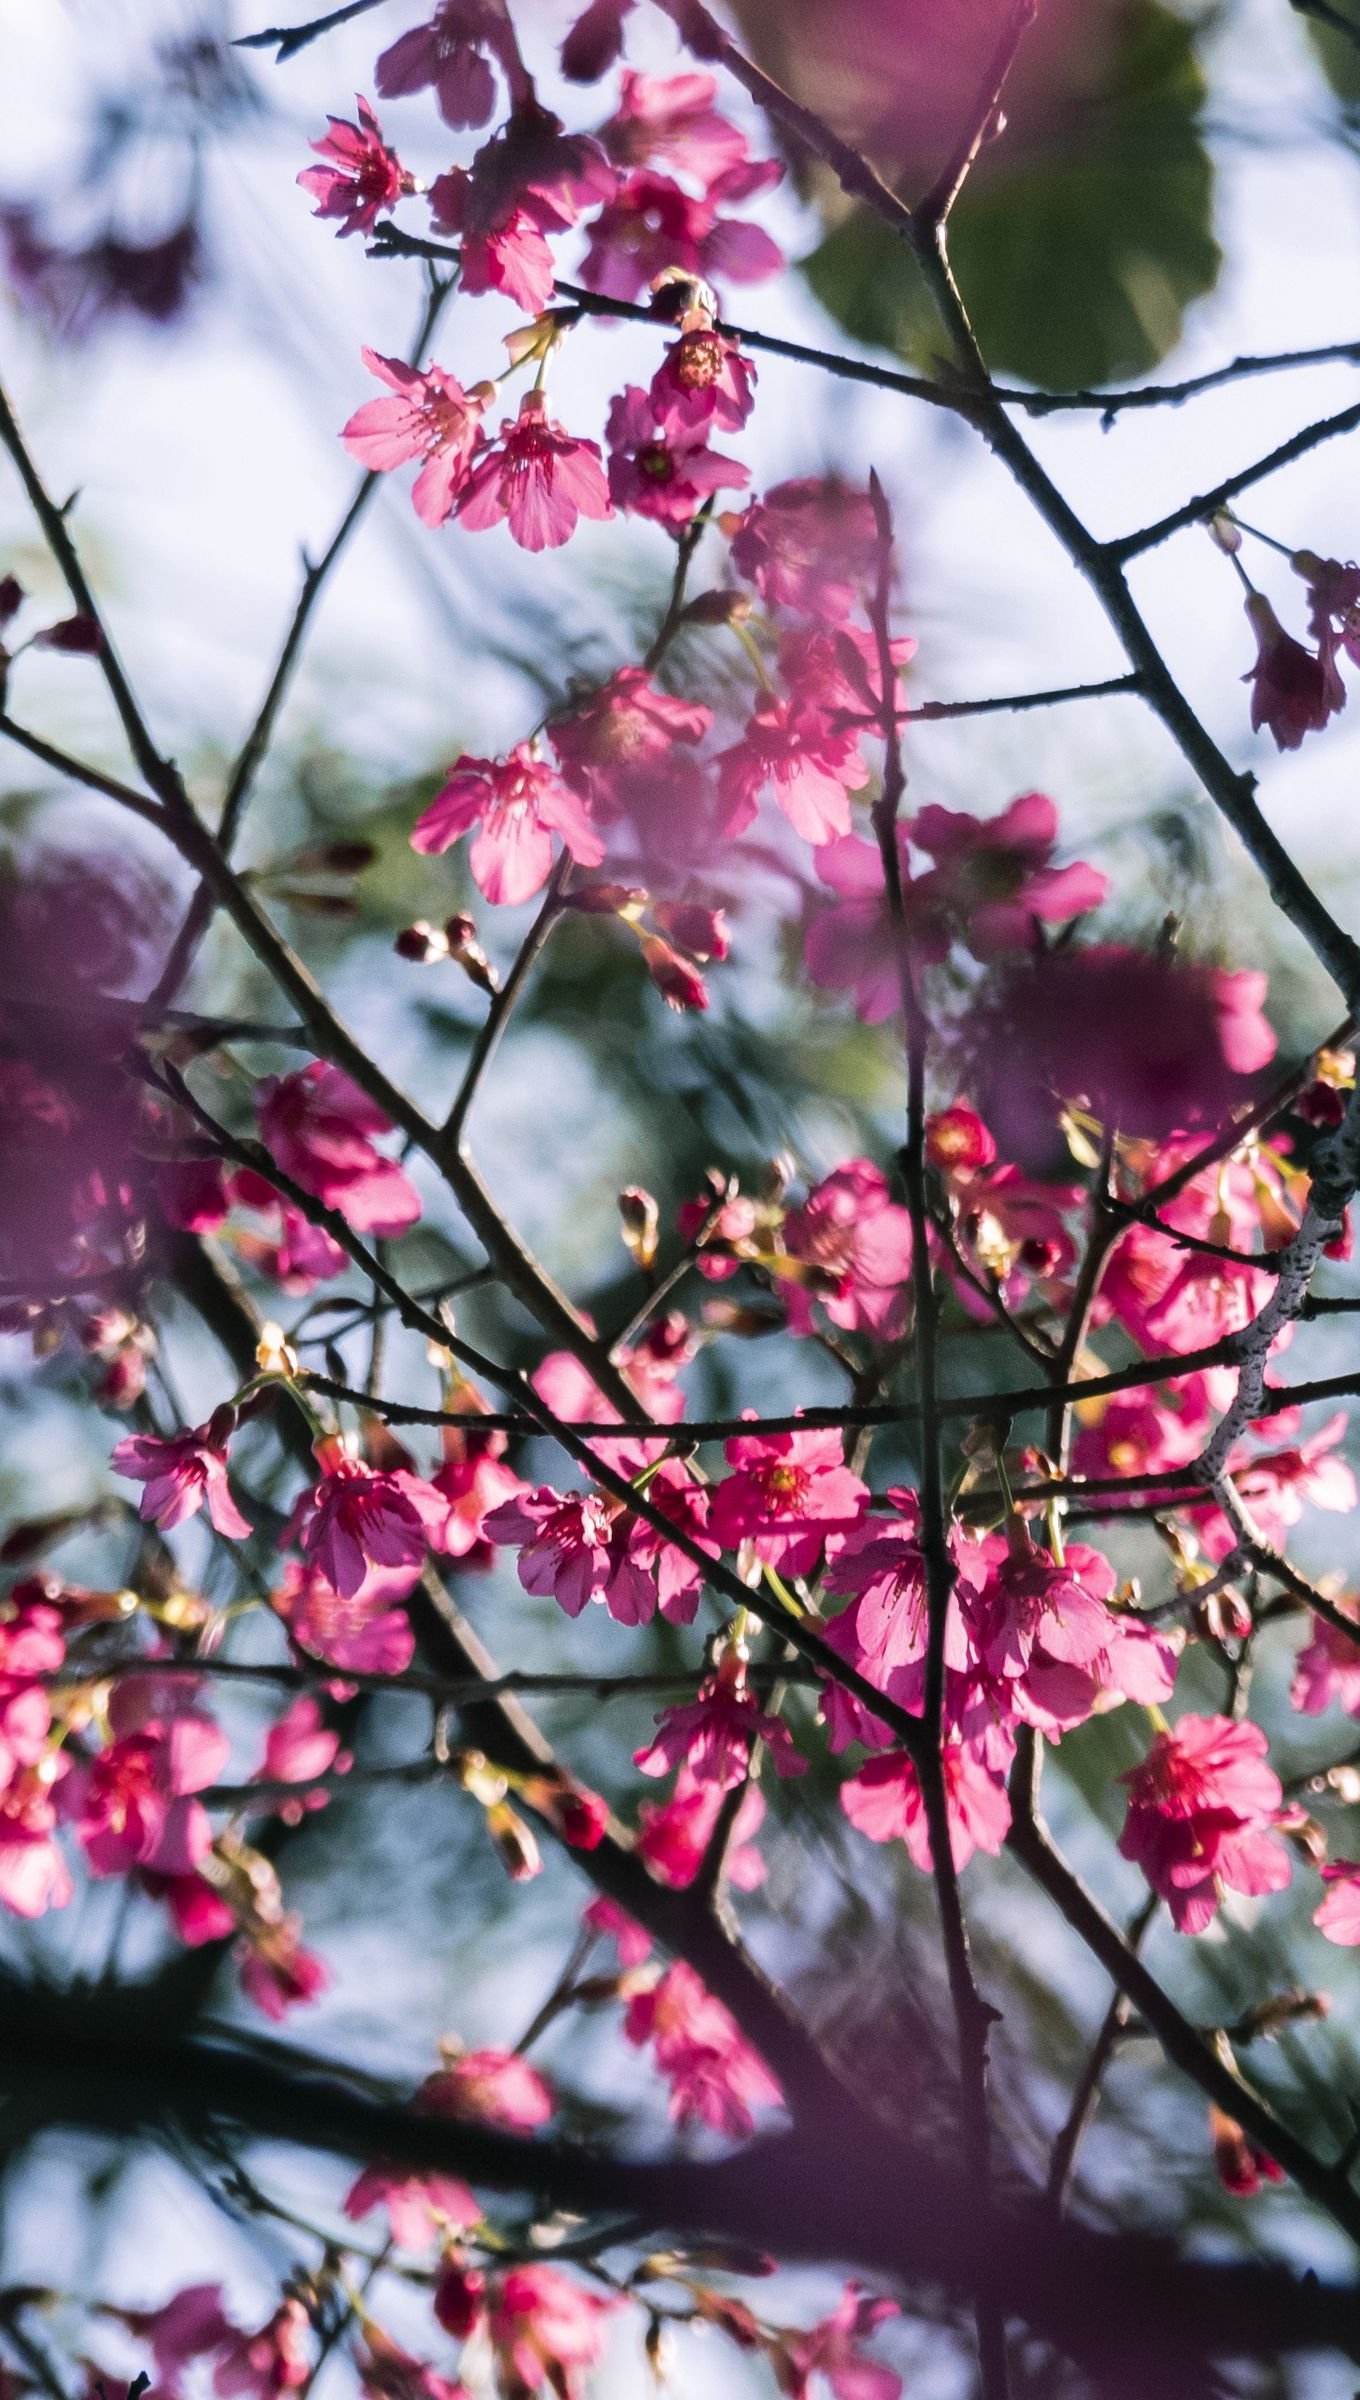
[1207,512,1242,555]
[486,1798,543,1881]
[681,586,751,627]
[641,936,708,1011]
[654,901,729,962]
[33,611,102,653]
[395,920,449,963]
[618,1185,660,1272]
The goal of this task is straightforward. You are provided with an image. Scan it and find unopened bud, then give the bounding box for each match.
[654,901,729,962]
[641,935,708,1012]
[395,920,449,963]
[619,1186,660,1273]
[567,882,648,917]
[256,1322,298,1378]
[682,587,751,627]
[1207,512,1242,555]
[486,1799,542,1882]
[444,912,499,996]
[33,611,102,653]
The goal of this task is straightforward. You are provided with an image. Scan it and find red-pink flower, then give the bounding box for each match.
[1244,590,1343,751]
[601,70,751,187]
[411,741,604,906]
[70,1680,228,1879]
[346,2158,479,2251]
[422,2046,554,2128]
[426,1431,527,1570]
[819,1491,976,1751]
[271,1558,416,1676]
[624,1957,782,2135]
[298,96,412,237]
[604,1456,715,1625]
[803,832,943,1024]
[255,1062,421,1236]
[841,1741,1011,1871]
[718,691,869,847]
[732,478,879,622]
[634,1760,766,1892]
[605,384,747,525]
[650,323,756,434]
[429,105,615,313]
[1314,1860,1360,1944]
[238,1920,329,2021]
[710,1427,868,1578]
[910,793,1107,959]
[779,1159,914,1340]
[977,945,1277,1160]
[456,390,613,552]
[1291,1602,1360,1718]
[341,350,488,529]
[777,2283,903,2400]
[486,2268,618,2400]
[1118,1714,1290,1933]
[213,2298,312,2400]
[548,668,715,876]
[284,1452,431,1602]
[0,1596,62,1790]
[112,1417,251,1541]
[258,1696,345,1810]
[635,1646,806,1787]
[484,1486,616,1616]
[375,1,517,130]
[580,166,782,301]
[0,1765,72,1918]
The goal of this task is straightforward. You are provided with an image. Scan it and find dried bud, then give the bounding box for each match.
[503,312,565,368]
[1207,512,1242,556]
[648,266,716,323]
[619,1185,660,1272]
[1194,1585,1252,1645]
[1235,1987,1332,2042]
[395,920,449,963]
[0,573,24,627]
[33,611,102,653]
[645,2321,675,2383]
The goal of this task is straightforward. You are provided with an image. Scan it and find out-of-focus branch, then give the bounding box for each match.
[235,0,393,60]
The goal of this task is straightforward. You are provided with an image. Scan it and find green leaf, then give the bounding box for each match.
[799,0,1221,392]
[1302,5,1360,105]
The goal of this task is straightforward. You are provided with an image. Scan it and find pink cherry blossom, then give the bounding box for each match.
[909,792,1108,958]
[1295,548,1360,677]
[411,741,605,906]
[624,1957,782,2136]
[341,350,487,529]
[421,2046,554,2128]
[426,1430,527,1570]
[375,1,517,131]
[456,391,613,553]
[650,323,756,435]
[255,1062,421,1236]
[259,1695,344,1791]
[777,2283,903,2400]
[1291,1602,1360,1717]
[731,478,879,623]
[718,691,869,847]
[0,1765,73,1918]
[111,1417,251,1541]
[818,1490,977,1751]
[238,1920,329,2021]
[1244,590,1343,751]
[0,1595,62,1790]
[1118,1714,1290,1934]
[580,166,782,302]
[298,96,412,237]
[803,830,953,1022]
[977,945,1277,1160]
[561,0,635,80]
[601,70,751,187]
[605,384,747,525]
[70,1682,228,1880]
[284,1452,430,1603]
[841,1741,1011,1871]
[634,1761,766,1892]
[487,2268,618,2400]
[213,2298,312,2400]
[429,105,615,313]
[779,1159,914,1340]
[346,2159,480,2251]
[710,1427,868,1578]
[484,1485,616,1616]
[604,1456,715,1625]
[358,2331,470,2400]
[635,1646,806,1787]
[271,1558,416,1676]
[1314,1860,1360,1944]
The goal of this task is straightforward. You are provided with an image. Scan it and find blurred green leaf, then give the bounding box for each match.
[1303,6,1360,103]
[800,0,1221,391]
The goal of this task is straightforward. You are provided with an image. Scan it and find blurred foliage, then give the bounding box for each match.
[799,1,1221,390]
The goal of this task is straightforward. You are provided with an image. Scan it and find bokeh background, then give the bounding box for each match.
[5,1,1360,2392]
